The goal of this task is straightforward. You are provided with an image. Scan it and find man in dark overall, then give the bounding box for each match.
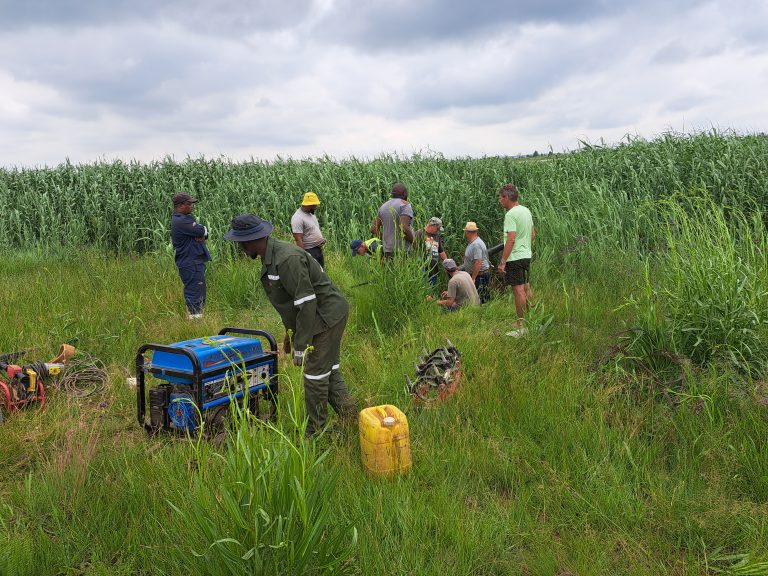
[171,192,210,319]
[224,213,356,435]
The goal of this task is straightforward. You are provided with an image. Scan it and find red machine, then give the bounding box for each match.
[0,345,74,423]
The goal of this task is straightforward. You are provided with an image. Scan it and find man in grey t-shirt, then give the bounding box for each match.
[371,182,414,257]
[291,191,326,267]
[458,221,491,303]
[436,259,480,310]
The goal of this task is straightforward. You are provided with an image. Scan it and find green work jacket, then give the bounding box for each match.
[261,237,349,352]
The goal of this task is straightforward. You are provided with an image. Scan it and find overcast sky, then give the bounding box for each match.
[1,0,766,167]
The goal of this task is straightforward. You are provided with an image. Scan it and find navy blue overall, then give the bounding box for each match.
[171,212,211,315]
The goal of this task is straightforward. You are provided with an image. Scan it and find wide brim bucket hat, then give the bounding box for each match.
[224,214,274,242]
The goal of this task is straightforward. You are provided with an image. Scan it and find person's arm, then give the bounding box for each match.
[531,225,535,244]
[278,256,318,364]
[472,259,482,282]
[401,215,414,243]
[438,278,458,307]
[498,231,516,272]
[400,202,414,244]
[291,214,305,249]
[176,215,207,238]
[438,237,447,260]
[371,216,382,237]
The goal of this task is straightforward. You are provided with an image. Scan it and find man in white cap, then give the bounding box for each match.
[458,221,491,303]
[291,191,326,267]
[436,259,480,310]
[225,213,356,436]
[413,216,447,285]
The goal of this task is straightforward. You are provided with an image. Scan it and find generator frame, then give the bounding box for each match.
[136,327,278,434]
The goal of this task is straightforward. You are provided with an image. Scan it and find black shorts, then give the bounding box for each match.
[505,258,530,286]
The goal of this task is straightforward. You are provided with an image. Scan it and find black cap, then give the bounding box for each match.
[172,192,198,205]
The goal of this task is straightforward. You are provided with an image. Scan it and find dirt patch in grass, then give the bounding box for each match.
[755,380,768,408]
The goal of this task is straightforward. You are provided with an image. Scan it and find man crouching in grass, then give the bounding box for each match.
[433,259,480,311]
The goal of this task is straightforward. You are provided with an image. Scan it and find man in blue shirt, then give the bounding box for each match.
[171,192,211,319]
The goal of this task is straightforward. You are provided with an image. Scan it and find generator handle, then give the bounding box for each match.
[218,327,278,353]
[135,343,203,432]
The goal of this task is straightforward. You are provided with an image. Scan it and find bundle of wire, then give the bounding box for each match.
[57,351,108,398]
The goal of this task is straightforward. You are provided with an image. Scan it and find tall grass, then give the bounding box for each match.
[2,131,768,574]
[0,249,767,574]
[621,195,768,377]
[168,377,357,575]
[347,251,434,338]
[1,131,767,262]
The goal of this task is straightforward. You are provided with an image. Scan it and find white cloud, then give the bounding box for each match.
[0,0,766,167]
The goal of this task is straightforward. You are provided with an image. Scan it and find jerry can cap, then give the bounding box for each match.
[382,416,396,427]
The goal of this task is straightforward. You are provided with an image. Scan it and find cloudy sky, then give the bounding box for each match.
[1,0,766,167]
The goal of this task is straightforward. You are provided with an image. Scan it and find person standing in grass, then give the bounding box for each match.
[413,216,448,285]
[371,182,414,258]
[497,184,535,337]
[170,192,211,320]
[225,213,356,436]
[434,259,480,310]
[291,192,326,268]
[458,221,491,303]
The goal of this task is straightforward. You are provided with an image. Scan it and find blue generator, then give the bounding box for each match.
[136,327,278,433]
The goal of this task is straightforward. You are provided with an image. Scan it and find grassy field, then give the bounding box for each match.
[1,132,767,575]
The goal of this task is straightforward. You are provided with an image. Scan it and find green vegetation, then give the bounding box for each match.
[1,131,767,257]
[0,131,767,574]
[621,195,768,378]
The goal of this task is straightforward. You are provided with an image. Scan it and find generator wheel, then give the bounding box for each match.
[206,403,231,446]
[249,389,277,422]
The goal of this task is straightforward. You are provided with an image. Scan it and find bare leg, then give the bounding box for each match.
[512,284,527,327]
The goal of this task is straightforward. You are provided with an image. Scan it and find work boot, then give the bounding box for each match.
[505,327,528,338]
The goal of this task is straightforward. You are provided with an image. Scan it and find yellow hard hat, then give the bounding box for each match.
[302,192,321,206]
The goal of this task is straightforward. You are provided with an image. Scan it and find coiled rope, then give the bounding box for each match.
[56,351,108,398]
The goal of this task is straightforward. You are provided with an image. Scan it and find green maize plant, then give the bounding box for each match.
[0,131,766,268]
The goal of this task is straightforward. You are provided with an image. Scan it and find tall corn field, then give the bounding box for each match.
[0,131,766,258]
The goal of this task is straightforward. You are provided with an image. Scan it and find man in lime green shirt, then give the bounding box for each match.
[498,184,535,336]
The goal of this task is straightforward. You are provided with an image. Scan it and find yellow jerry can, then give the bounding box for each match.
[359,405,412,477]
